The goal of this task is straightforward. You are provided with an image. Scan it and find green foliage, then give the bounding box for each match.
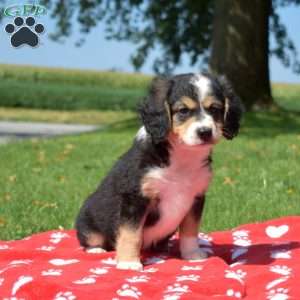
[26,0,300,74]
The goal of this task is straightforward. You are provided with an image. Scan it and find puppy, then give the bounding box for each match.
[76,72,243,271]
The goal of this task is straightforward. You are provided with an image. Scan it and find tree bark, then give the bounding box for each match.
[209,0,275,110]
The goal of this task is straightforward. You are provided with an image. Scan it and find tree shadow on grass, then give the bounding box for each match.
[240,111,300,139]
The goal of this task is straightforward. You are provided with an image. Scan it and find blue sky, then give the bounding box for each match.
[0,3,299,83]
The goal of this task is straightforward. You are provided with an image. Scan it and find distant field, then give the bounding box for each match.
[0,64,150,110]
[0,64,299,111]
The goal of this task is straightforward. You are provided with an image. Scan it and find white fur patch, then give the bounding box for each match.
[143,144,212,248]
[190,74,212,101]
[182,113,220,146]
[117,261,143,271]
[136,126,147,141]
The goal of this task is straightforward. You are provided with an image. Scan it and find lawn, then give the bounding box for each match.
[0,108,299,240]
[0,65,299,240]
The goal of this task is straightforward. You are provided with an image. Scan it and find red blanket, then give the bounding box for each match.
[0,216,300,299]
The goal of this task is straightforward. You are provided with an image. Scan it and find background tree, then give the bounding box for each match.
[28,1,300,109]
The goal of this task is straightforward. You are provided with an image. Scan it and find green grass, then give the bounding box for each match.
[0,110,299,240]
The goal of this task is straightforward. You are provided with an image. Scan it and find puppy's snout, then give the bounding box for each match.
[196,127,212,142]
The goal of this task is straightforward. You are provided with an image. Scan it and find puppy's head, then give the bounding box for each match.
[140,72,243,145]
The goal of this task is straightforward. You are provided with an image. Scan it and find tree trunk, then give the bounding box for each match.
[209,0,275,110]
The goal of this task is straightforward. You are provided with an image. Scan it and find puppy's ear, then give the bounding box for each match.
[219,76,244,140]
[139,77,172,144]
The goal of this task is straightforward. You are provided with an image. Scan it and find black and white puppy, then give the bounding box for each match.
[76,72,243,271]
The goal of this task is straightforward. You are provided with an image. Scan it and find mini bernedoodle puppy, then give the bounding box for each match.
[76,72,243,271]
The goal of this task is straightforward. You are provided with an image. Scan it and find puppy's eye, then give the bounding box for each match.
[178,108,190,116]
[208,106,221,115]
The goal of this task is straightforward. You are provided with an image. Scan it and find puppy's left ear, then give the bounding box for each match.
[219,76,244,140]
[139,77,172,144]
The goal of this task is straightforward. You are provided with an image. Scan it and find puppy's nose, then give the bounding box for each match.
[196,127,212,142]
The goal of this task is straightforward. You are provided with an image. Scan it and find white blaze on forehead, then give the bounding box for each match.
[190,74,212,101]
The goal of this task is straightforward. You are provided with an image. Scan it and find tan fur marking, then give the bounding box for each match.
[141,175,160,203]
[181,96,198,109]
[202,96,223,109]
[172,116,197,140]
[86,232,105,247]
[116,224,143,263]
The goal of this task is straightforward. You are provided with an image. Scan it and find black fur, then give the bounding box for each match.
[76,138,170,250]
[76,72,243,253]
[139,77,172,144]
[218,76,244,140]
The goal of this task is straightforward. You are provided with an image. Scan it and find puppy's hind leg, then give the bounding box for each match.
[77,228,107,254]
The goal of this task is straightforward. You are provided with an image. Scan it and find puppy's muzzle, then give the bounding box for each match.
[196,127,212,142]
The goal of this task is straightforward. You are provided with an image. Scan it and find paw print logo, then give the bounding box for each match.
[267,288,289,300]
[5,16,44,48]
[54,291,76,300]
[270,265,292,276]
[116,284,142,299]
[176,274,200,282]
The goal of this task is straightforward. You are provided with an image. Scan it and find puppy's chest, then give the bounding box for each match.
[142,147,212,247]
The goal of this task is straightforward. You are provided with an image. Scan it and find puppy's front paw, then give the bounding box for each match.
[181,248,208,261]
[117,261,143,271]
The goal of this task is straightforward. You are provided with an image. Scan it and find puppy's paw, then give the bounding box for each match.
[117,261,143,271]
[181,248,208,261]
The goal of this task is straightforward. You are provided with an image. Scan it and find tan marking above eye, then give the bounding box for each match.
[202,96,223,110]
[180,96,198,110]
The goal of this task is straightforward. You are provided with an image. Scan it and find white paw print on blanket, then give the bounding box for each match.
[126,275,150,283]
[226,289,242,298]
[101,257,117,265]
[270,249,291,259]
[36,246,56,251]
[142,267,158,273]
[73,275,97,285]
[89,267,109,275]
[163,283,190,300]
[267,288,289,300]
[117,284,142,299]
[54,291,76,300]
[0,244,10,250]
[49,259,79,266]
[225,269,246,284]
[270,265,292,276]
[176,274,200,282]
[232,230,251,247]
[12,276,33,296]
[266,225,289,239]
[42,269,62,276]
[9,260,32,265]
[50,232,70,244]
[181,265,202,271]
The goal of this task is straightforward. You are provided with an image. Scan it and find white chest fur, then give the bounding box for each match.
[142,144,212,248]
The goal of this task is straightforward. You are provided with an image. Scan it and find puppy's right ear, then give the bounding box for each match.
[139,77,172,144]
